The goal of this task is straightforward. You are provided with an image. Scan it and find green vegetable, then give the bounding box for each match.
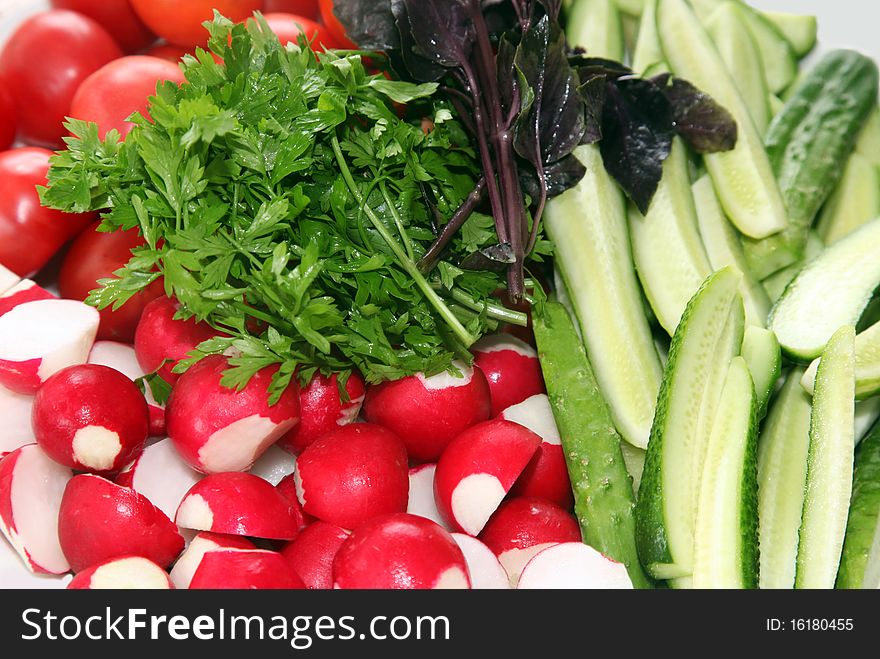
[740,325,780,419]
[802,320,880,401]
[567,0,625,59]
[762,11,818,58]
[816,152,880,245]
[630,0,662,73]
[532,299,653,589]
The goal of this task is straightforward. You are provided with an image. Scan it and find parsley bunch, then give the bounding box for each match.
[41,14,527,401]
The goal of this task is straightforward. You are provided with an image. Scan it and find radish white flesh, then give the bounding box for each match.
[0,299,99,394]
[0,280,55,317]
[451,533,511,589]
[406,463,451,530]
[0,264,19,296]
[67,556,173,589]
[248,444,296,485]
[0,385,34,455]
[517,542,634,589]
[0,444,73,574]
[169,531,255,589]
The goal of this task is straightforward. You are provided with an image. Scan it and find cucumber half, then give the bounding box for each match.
[741,325,781,419]
[802,320,880,401]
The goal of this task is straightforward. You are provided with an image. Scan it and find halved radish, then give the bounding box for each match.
[0,299,99,394]
[472,334,545,417]
[115,438,202,521]
[0,279,55,317]
[275,472,315,531]
[517,542,633,589]
[450,533,510,590]
[58,474,184,573]
[332,513,470,589]
[189,548,306,589]
[67,556,174,589]
[433,419,541,536]
[501,394,573,508]
[0,444,73,574]
[0,384,34,455]
[277,371,366,454]
[32,364,150,474]
[0,264,18,296]
[175,472,299,540]
[168,531,256,589]
[362,361,492,463]
[478,496,581,586]
[88,340,165,437]
[248,444,296,485]
[406,463,450,530]
[280,520,350,589]
[294,423,409,530]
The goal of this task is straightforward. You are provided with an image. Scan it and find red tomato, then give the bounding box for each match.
[145,43,225,66]
[0,84,16,151]
[318,0,356,49]
[69,56,187,140]
[0,148,96,278]
[256,13,338,50]
[0,10,122,148]
[50,0,156,53]
[130,0,264,48]
[59,221,165,343]
[265,0,319,19]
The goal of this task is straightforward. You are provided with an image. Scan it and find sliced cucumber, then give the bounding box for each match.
[762,11,817,58]
[769,218,880,361]
[795,325,857,589]
[692,175,771,328]
[614,0,645,15]
[741,325,781,419]
[757,368,813,589]
[855,106,880,165]
[628,139,712,335]
[768,94,785,118]
[692,356,758,589]
[657,0,787,241]
[856,397,880,446]
[631,0,663,74]
[621,442,647,494]
[837,420,880,589]
[761,230,824,304]
[816,152,880,245]
[567,0,625,60]
[635,267,744,580]
[802,320,880,401]
[735,4,798,95]
[546,145,663,449]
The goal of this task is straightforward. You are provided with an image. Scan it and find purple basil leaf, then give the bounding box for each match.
[578,74,605,144]
[402,0,475,70]
[571,56,633,82]
[537,0,563,20]
[390,0,448,82]
[653,75,738,153]
[332,0,399,51]
[497,35,518,118]
[460,243,516,271]
[519,153,586,200]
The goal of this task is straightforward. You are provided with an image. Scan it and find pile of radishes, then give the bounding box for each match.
[0,265,632,589]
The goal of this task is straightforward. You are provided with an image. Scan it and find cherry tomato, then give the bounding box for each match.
[0,148,96,278]
[318,0,356,49]
[59,220,165,343]
[0,83,16,151]
[69,56,187,140]
[0,11,122,148]
[256,13,338,50]
[50,0,156,53]
[265,0,319,18]
[130,0,264,48]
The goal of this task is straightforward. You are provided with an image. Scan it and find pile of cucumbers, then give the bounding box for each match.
[535,0,880,589]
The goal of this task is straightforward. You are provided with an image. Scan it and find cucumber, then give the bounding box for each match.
[802,320,880,401]
[856,397,880,446]
[630,0,663,74]
[635,267,744,580]
[743,50,880,280]
[545,145,663,449]
[614,0,645,15]
[762,11,817,58]
[567,0,625,60]
[855,107,880,165]
[532,300,654,589]
[837,420,880,589]
[761,230,824,304]
[657,0,788,241]
[795,325,857,589]
[706,2,771,134]
[621,442,647,493]
[769,218,880,361]
[768,94,784,118]
[692,175,771,328]
[628,139,712,335]
[692,356,759,589]
[816,152,880,245]
[735,4,798,95]
[757,368,813,589]
[741,325,781,419]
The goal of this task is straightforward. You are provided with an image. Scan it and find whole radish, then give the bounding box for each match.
[472,334,545,417]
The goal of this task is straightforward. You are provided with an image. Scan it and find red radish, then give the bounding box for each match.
[0,299,99,394]
[67,556,174,589]
[450,533,510,590]
[166,355,301,474]
[32,364,150,474]
[294,423,409,530]
[133,296,220,385]
[516,542,633,589]
[406,463,450,531]
[0,385,35,456]
[501,394,573,508]
[333,513,470,589]
[0,264,19,296]
[275,472,314,531]
[362,361,492,463]
[189,548,305,590]
[115,438,202,522]
[175,472,300,540]
[433,419,541,536]
[0,445,72,574]
[280,520,349,589]
[88,341,165,437]
[58,474,184,573]
[478,496,581,587]
[169,531,255,589]
[472,334,545,417]
[0,279,54,318]
[277,371,366,454]
[248,444,296,485]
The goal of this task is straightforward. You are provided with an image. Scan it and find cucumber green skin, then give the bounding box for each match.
[741,325,781,419]
[837,419,880,589]
[743,50,880,280]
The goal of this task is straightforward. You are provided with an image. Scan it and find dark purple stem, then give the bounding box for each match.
[418,177,487,273]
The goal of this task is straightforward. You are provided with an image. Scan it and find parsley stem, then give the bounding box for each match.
[378,179,414,262]
[432,284,528,327]
[330,135,478,348]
